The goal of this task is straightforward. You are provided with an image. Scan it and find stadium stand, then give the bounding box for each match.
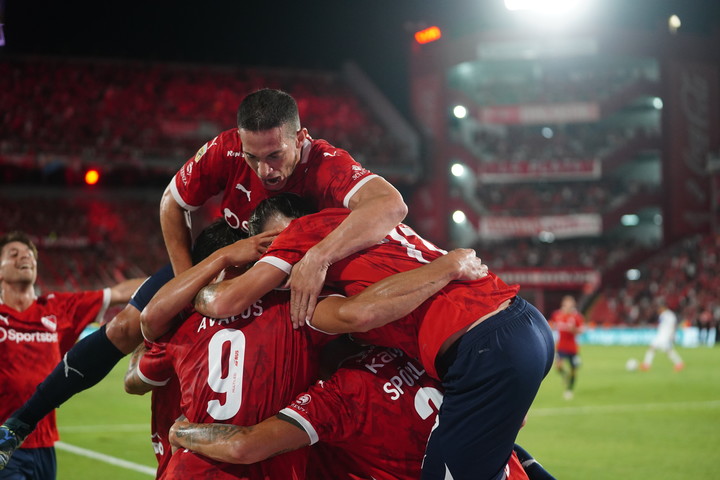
[587,233,720,326]
[0,57,418,185]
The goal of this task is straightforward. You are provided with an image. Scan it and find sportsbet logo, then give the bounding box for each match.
[0,327,58,344]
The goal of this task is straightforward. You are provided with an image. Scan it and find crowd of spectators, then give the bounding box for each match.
[461,123,659,166]
[461,59,656,106]
[0,193,165,293]
[589,233,720,327]
[472,179,659,216]
[0,57,415,181]
[476,236,644,272]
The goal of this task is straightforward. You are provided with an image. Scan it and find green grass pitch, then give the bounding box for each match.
[55,345,720,479]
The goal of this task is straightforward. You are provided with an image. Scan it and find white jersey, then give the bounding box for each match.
[652,309,678,350]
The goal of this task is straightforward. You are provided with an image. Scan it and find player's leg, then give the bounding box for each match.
[563,353,579,400]
[667,347,684,371]
[423,297,555,480]
[0,315,133,457]
[554,353,566,384]
[641,346,655,370]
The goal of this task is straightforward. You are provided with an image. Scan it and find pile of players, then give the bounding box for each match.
[0,89,557,480]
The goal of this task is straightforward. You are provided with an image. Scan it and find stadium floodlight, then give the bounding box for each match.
[451,163,466,177]
[668,14,681,34]
[652,97,663,110]
[503,0,593,29]
[626,269,641,281]
[453,105,468,119]
[621,214,639,226]
[504,0,588,14]
[452,210,467,224]
[538,231,555,243]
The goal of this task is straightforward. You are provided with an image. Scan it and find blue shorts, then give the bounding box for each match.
[423,296,555,480]
[556,350,580,367]
[0,447,56,480]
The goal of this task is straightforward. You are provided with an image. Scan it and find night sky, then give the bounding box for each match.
[2,0,719,115]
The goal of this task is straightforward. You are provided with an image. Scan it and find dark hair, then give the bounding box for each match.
[0,231,39,260]
[247,193,316,236]
[191,221,247,265]
[237,88,300,134]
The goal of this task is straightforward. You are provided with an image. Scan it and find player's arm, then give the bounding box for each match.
[288,177,407,327]
[193,261,287,319]
[159,184,195,275]
[311,248,488,333]
[123,343,153,395]
[169,415,310,464]
[108,277,147,306]
[140,232,277,341]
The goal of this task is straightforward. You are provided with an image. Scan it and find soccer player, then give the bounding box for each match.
[0,231,143,478]
[0,87,406,469]
[144,194,556,480]
[641,299,685,371]
[127,221,334,479]
[548,295,585,400]
[167,341,526,480]
[160,88,407,323]
[124,341,181,479]
[167,338,552,480]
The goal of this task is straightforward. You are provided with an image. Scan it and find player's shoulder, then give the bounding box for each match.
[306,139,359,166]
[37,290,98,304]
[192,128,243,163]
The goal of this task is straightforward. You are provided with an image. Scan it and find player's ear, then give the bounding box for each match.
[295,128,308,148]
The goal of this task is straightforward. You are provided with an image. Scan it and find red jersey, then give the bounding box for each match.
[549,309,584,355]
[135,339,182,479]
[171,128,377,231]
[151,375,181,479]
[281,347,443,480]
[138,290,329,479]
[0,290,110,448]
[259,209,520,379]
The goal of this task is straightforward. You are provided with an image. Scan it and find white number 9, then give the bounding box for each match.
[206,329,246,420]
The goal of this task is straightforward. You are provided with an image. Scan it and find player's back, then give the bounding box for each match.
[264,209,519,376]
[165,289,323,479]
[286,347,443,480]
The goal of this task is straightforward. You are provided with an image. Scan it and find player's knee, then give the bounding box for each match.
[106,305,144,354]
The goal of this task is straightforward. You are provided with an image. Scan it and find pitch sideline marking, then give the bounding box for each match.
[55,441,156,476]
[531,399,720,417]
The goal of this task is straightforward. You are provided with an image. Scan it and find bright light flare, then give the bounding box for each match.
[504,0,593,30]
[453,105,468,119]
[452,210,467,224]
[451,163,466,177]
[504,0,587,13]
[84,169,100,185]
[415,26,442,45]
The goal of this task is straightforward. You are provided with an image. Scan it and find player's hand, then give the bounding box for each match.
[287,247,328,329]
[444,248,489,281]
[221,229,280,266]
